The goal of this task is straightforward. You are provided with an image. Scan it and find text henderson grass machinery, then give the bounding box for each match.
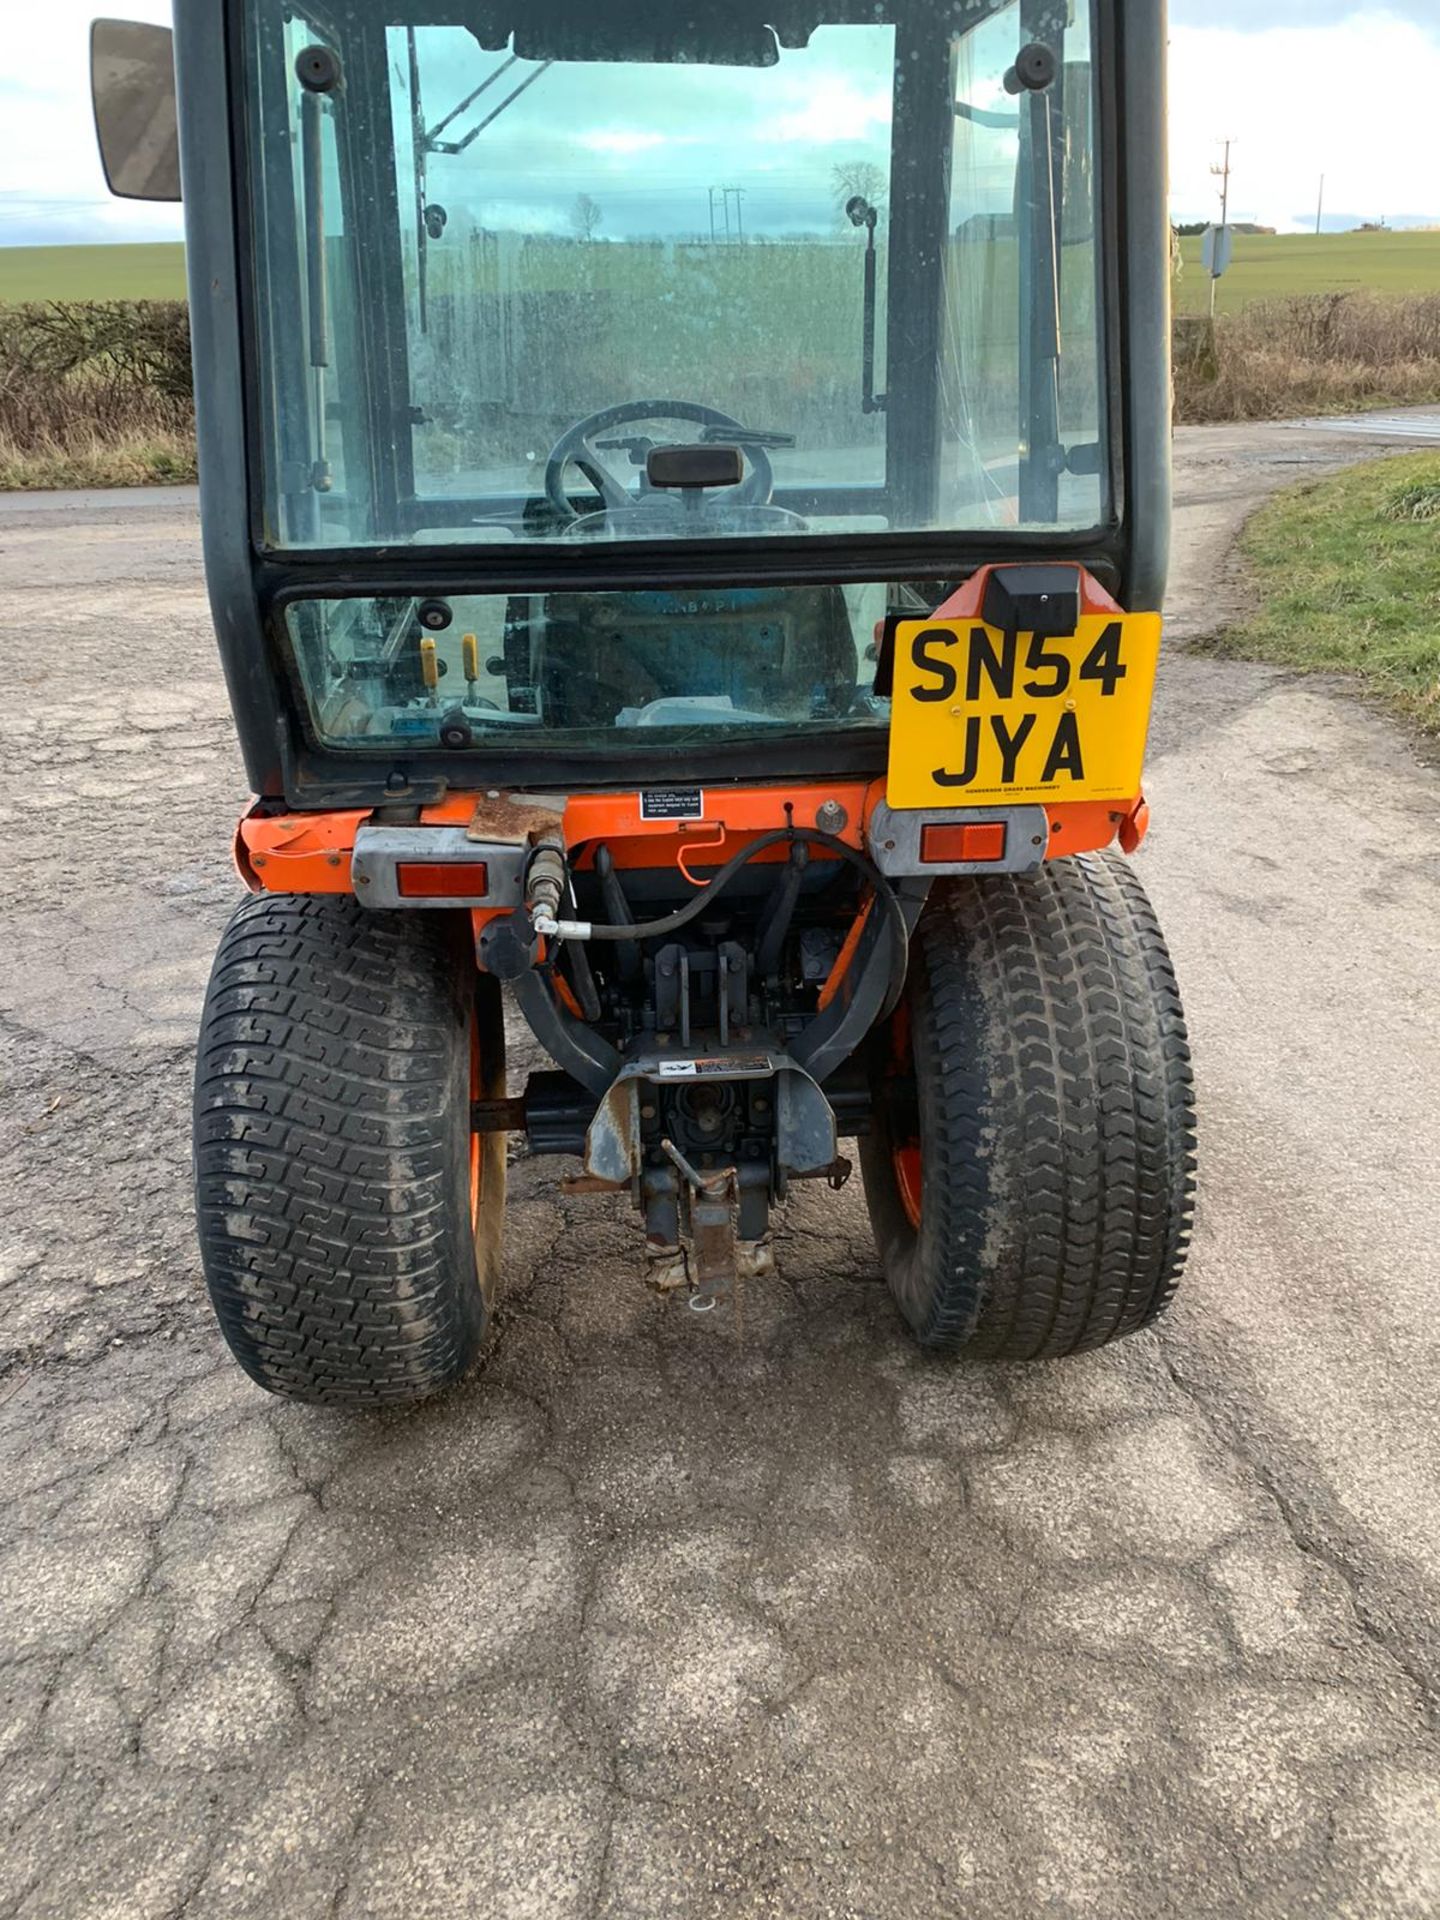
[94,0,1192,1404]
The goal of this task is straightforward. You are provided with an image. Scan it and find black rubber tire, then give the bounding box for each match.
[860,853,1196,1360]
[193,895,505,1406]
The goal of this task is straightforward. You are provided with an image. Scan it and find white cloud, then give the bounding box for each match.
[1172,0,1434,26]
[767,78,892,147]
[0,0,181,244]
[576,130,670,155]
[1167,13,1440,230]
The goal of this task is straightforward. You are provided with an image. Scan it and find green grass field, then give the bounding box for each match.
[1175,229,1440,315]
[1,243,188,302]
[5,228,1440,311]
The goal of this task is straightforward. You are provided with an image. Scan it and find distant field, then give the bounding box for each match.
[1175,229,1440,315]
[5,228,1440,311]
[0,243,188,302]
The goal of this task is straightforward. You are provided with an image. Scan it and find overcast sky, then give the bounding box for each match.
[2,2,1437,249]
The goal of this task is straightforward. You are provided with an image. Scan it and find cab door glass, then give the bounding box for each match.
[945,1,1102,531]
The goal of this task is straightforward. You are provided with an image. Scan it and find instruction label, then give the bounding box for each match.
[655,1056,773,1079]
[641,788,705,821]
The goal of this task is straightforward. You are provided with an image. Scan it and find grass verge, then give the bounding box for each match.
[1200,452,1440,734]
[0,431,196,490]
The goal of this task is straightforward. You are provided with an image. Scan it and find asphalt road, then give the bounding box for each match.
[2,414,1439,1919]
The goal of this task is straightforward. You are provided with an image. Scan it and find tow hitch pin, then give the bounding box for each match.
[658,1140,739,1318]
[659,1137,709,1195]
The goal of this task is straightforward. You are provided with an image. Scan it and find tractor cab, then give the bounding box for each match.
[94,0,1170,801]
[94,3,1194,1405]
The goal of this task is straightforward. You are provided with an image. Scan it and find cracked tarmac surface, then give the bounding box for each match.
[2,414,1439,1918]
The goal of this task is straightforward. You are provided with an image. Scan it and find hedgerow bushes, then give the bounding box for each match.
[4,289,1440,488]
[0,301,195,487]
[1174,292,1440,424]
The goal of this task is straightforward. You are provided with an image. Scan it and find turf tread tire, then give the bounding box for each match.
[193,894,504,1405]
[860,853,1195,1360]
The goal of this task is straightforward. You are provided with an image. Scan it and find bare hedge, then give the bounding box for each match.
[4,289,1440,481]
[0,301,193,451]
[1174,291,1440,423]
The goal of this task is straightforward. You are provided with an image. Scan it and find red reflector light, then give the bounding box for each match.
[396,861,489,898]
[920,822,1008,865]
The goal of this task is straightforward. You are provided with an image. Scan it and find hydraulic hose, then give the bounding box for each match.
[533,828,911,1021]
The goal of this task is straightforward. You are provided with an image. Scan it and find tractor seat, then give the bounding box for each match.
[533,583,862,731]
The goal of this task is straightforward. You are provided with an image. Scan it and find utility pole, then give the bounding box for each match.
[1209,138,1234,318]
[1212,138,1233,228]
[708,186,747,243]
[1315,173,1325,237]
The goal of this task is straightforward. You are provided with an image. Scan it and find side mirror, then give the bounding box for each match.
[91,18,181,201]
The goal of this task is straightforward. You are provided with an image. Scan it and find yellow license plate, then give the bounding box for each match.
[887,612,1161,809]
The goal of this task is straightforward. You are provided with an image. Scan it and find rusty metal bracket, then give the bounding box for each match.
[659,1139,738,1317]
[584,1050,835,1187]
[559,1171,629,1196]
[464,790,565,845]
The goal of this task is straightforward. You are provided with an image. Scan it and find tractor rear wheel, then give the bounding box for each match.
[860,854,1195,1360]
[193,895,505,1405]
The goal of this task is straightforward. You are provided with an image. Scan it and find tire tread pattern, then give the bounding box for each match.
[193,895,498,1405]
[861,853,1196,1361]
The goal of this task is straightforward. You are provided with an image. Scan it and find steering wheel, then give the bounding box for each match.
[544,400,775,523]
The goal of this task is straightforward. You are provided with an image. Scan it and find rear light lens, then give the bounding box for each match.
[396,861,490,899]
[920,821,1008,865]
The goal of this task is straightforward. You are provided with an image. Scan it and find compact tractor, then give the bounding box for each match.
[93,0,1193,1403]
